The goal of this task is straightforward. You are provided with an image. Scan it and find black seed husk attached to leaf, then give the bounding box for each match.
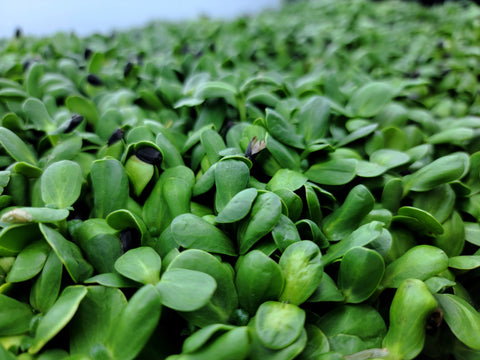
[107,128,125,146]
[135,147,162,165]
[120,228,141,252]
[84,47,92,59]
[87,74,104,86]
[245,136,266,160]
[124,62,133,77]
[64,114,84,133]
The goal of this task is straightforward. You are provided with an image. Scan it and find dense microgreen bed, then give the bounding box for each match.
[1,0,480,359]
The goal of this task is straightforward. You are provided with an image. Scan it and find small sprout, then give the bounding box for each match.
[64,114,83,133]
[245,136,266,160]
[120,228,141,252]
[1,208,33,224]
[107,128,125,146]
[86,74,104,86]
[135,147,162,166]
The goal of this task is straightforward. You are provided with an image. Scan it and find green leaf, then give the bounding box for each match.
[171,214,236,256]
[370,149,410,170]
[124,155,154,197]
[272,214,301,252]
[335,124,378,148]
[162,166,195,218]
[316,305,386,349]
[381,245,449,289]
[255,301,305,350]
[194,81,237,102]
[427,127,474,145]
[65,95,99,125]
[393,206,444,236]
[26,62,44,98]
[237,192,282,254]
[267,169,308,192]
[249,327,308,360]
[322,221,384,265]
[22,97,55,132]
[156,132,184,168]
[182,324,235,353]
[200,129,226,164]
[297,96,330,144]
[90,159,129,218]
[176,326,250,360]
[69,286,127,356]
[114,247,161,285]
[383,279,438,360]
[433,211,465,257]
[266,136,301,171]
[322,185,375,241]
[156,268,216,311]
[298,324,330,359]
[0,127,37,165]
[0,293,34,336]
[404,152,470,193]
[435,293,480,350]
[279,241,323,305]
[167,249,238,327]
[1,207,69,224]
[412,184,456,223]
[235,250,284,315]
[214,159,250,213]
[41,160,83,209]
[307,273,344,303]
[266,109,304,149]
[448,255,480,270]
[0,343,16,360]
[305,158,357,186]
[6,240,50,282]
[465,222,480,246]
[347,82,396,118]
[338,247,385,304]
[215,188,258,224]
[105,284,162,360]
[30,250,63,313]
[29,286,88,354]
[39,224,93,283]
[84,273,138,288]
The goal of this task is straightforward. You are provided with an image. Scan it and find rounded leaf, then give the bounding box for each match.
[235,250,284,314]
[156,268,216,311]
[171,214,236,256]
[255,301,305,350]
[338,247,385,303]
[381,245,449,289]
[114,247,161,285]
[41,160,83,209]
[435,293,480,350]
[279,241,323,305]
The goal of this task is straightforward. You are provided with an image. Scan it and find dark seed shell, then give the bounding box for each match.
[87,74,104,86]
[84,47,92,60]
[124,62,133,77]
[135,147,162,165]
[64,114,84,133]
[107,128,125,146]
[120,228,141,252]
[245,136,266,160]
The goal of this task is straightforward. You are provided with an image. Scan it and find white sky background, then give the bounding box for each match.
[0,0,281,39]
